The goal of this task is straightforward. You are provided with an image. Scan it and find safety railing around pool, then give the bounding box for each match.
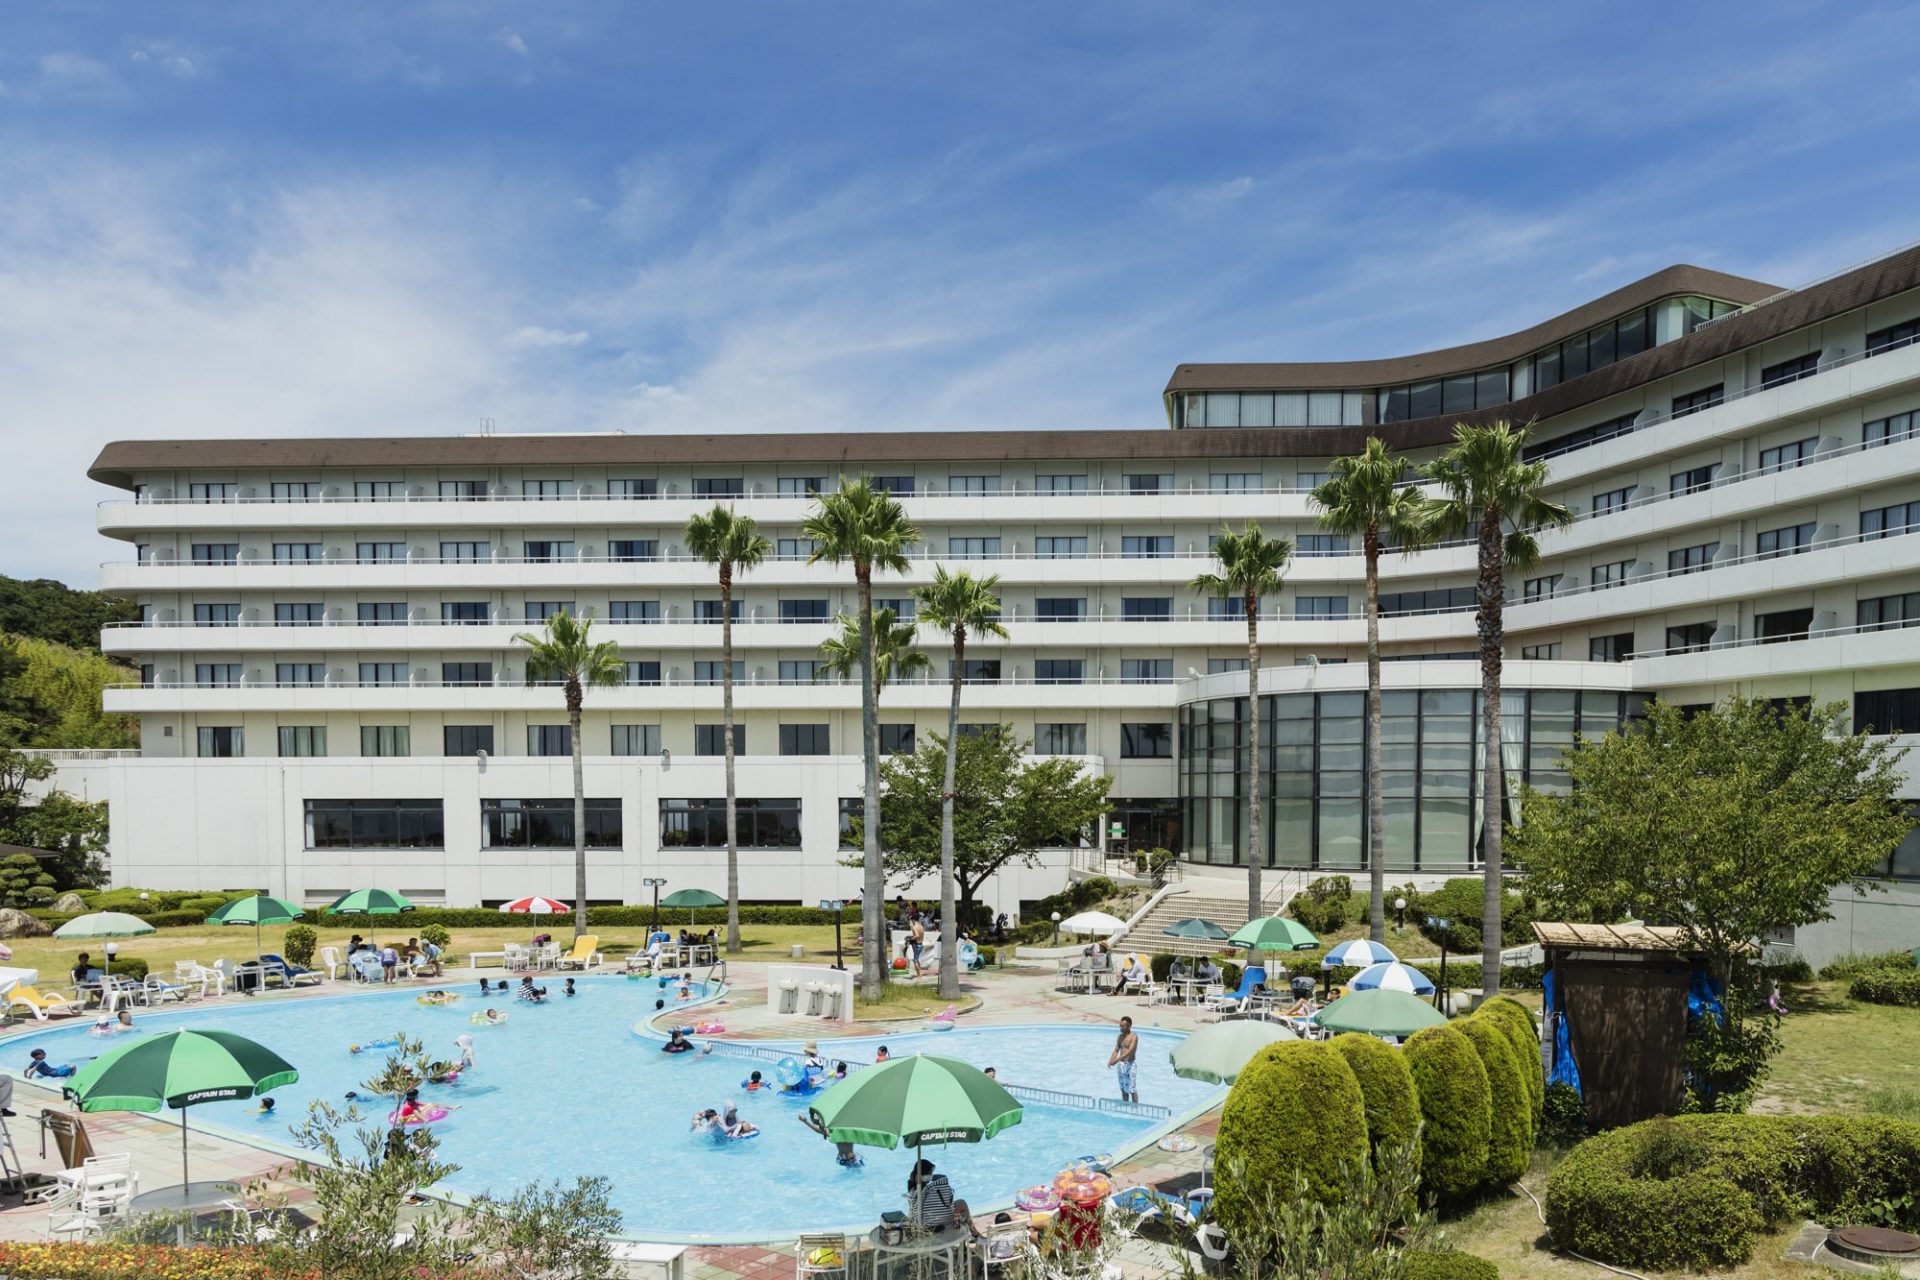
[699,1041,1172,1119]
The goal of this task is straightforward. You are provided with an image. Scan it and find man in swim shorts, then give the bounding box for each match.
[1108,1016,1139,1104]
[25,1049,76,1079]
[799,1112,862,1166]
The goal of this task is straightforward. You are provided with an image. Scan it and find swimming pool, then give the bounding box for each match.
[3,978,1219,1241]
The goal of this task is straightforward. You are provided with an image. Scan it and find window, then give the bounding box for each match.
[1589,633,1634,662]
[196,726,244,757]
[1671,384,1724,418]
[839,798,864,848]
[1667,543,1718,575]
[659,799,800,849]
[274,542,324,564]
[871,475,915,495]
[1520,643,1562,660]
[1862,501,1920,541]
[778,476,827,496]
[609,478,658,498]
[193,603,240,626]
[278,726,327,757]
[1034,536,1087,559]
[1035,659,1085,685]
[1592,486,1634,517]
[880,723,915,754]
[1122,658,1172,683]
[1036,475,1087,494]
[521,479,575,500]
[1865,409,1920,450]
[777,538,819,559]
[1755,608,1813,643]
[695,724,746,755]
[482,798,623,849]
[1380,587,1475,616]
[1756,522,1817,558]
[1761,352,1821,388]
[1122,535,1173,559]
[1207,658,1247,674]
[876,597,915,621]
[305,799,444,849]
[1669,464,1716,496]
[359,602,408,626]
[356,542,406,563]
[1524,412,1641,461]
[1034,723,1086,755]
[694,660,745,686]
[359,662,408,686]
[1868,317,1920,354]
[948,537,1001,559]
[275,603,324,626]
[779,724,831,755]
[1377,361,1514,421]
[625,661,661,686]
[191,543,240,565]
[1124,473,1171,494]
[1664,621,1716,654]
[439,480,487,500]
[1523,574,1562,602]
[611,724,662,756]
[692,478,744,497]
[1209,473,1261,492]
[1859,592,1920,631]
[953,659,1000,684]
[522,541,574,562]
[440,541,491,563]
[1295,596,1348,619]
[1122,597,1172,622]
[443,725,493,755]
[441,602,488,625]
[1296,471,1330,489]
[354,480,405,499]
[1759,437,1820,473]
[441,662,493,686]
[948,475,1001,494]
[361,726,410,757]
[609,539,658,561]
[1591,559,1634,590]
[1854,688,1920,735]
[779,660,822,683]
[609,600,660,623]
[1297,534,1348,556]
[195,663,243,687]
[1035,597,1085,622]
[1122,722,1172,758]
[694,599,742,624]
[528,725,572,757]
[1207,598,1242,621]
[780,599,830,623]
[523,601,574,623]
[275,663,326,687]
[189,482,237,502]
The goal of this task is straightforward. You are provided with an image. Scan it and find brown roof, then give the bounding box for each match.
[1532,922,1755,955]
[1164,264,1781,393]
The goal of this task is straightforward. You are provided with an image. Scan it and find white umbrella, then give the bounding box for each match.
[1323,939,1398,968]
[1348,961,1436,996]
[1060,911,1127,936]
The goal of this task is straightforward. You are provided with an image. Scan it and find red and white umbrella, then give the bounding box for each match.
[498,896,571,915]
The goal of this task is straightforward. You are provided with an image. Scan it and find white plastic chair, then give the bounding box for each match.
[319,947,347,980]
[46,1169,134,1240]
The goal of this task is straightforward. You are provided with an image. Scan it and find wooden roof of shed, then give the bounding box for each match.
[1532,922,1698,953]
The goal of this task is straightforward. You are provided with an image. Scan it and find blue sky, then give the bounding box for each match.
[5,1,1920,581]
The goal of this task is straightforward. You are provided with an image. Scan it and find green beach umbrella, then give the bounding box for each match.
[206,893,304,970]
[325,888,416,915]
[69,1029,299,1193]
[1170,1020,1298,1084]
[53,911,157,983]
[1313,988,1449,1038]
[806,1054,1022,1152]
[1228,915,1319,952]
[660,887,725,928]
[1163,918,1231,942]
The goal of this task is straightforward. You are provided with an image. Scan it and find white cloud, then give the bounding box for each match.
[505,325,590,348]
[131,46,199,78]
[495,29,529,57]
[34,52,119,98]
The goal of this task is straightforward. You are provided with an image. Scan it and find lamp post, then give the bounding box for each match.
[1050,911,1062,945]
[1393,896,1408,930]
[644,877,668,940]
[104,941,118,983]
[1426,915,1450,1011]
[819,900,846,971]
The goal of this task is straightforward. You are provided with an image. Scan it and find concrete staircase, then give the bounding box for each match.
[1116,889,1251,958]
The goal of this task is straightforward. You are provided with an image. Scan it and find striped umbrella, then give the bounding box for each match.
[1349,961,1437,995]
[499,896,571,915]
[1323,939,1398,969]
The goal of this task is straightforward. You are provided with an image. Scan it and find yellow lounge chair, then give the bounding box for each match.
[556,935,601,970]
[8,985,82,1021]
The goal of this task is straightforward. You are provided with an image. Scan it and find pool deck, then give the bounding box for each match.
[0,957,1222,1277]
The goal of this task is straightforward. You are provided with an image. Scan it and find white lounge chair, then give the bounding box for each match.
[318,947,347,980]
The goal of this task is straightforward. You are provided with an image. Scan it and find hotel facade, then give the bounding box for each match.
[50,244,1920,962]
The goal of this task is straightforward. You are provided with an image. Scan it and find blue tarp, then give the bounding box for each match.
[1686,968,1725,1024]
[1543,968,1582,1094]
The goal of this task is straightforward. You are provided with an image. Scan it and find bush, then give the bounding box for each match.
[1851,966,1920,1007]
[281,924,317,968]
[1402,1249,1501,1280]
[1543,1113,1920,1269]
[1760,955,1814,983]
[1219,960,1243,992]
[418,924,452,951]
[1403,1024,1492,1200]
[1329,1032,1422,1168]
[1287,874,1354,935]
[103,956,149,982]
[1475,996,1544,1124]
[1459,1017,1532,1184]
[1541,1081,1587,1148]
[1411,878,1533,955]
[1214,1041,1369,1232]
[1820,948,1917,980]
[0,1243,301,1279]
[1026,877,1119,926]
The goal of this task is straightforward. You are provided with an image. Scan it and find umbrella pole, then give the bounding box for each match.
[181,1109,191,1188]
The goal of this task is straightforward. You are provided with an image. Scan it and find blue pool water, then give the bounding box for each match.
[3,978,1218,1240]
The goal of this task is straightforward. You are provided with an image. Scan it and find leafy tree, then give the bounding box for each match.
[684,504,771,954]
[0,574,139,653]
[804,477,920,997]
[914,567,1007,1000]
[1421,422,1571,993]
[0,852,57,906]
[1190,523,1293,920]
[1312,439,1429,942]
[468,1176,623,1280]
[817,606,928,698]
[0,745,109,889]
[868,727,1111,926]
[513,612,624,936]
[1410,877,1530,957]
[0,635,139,750]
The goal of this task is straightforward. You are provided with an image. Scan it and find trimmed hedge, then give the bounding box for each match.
[1851,966,1920,1007]
[1459,1017,1532,1184]
[1476,996,1544,1125]
[1330,1032,1422,1168]
[1401,1249,1500,1280]
[1215,1041,1369,1230]
[1403,1024,1492,1200]
[1543,1114,1920,1270]
[1819,948,1917,980]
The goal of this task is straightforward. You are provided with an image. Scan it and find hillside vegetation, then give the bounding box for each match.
[0,573,140,750]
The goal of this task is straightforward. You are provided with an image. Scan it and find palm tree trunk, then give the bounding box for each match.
[857,566,884,999]
[1365,527,1386,942]
[1244,592,1263,921]
[1477,508,1506,995]
[568,679,587,938]
[937,628,964,999]
[721,565,741,954]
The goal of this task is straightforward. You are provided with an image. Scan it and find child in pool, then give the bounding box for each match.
[518,976,548,1003]
[250,1097,277,1117]
[691,1108,722,1136]
[676,984,692,1000]
[721,1103,756,1139]
[563,978,576,997]
[742,1070,767,1092]
[396,1090,425,1123]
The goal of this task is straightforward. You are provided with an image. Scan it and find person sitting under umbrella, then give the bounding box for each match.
[1109,954,1149,996]
[907,1159,974,1234]
[1198,957,1222,985]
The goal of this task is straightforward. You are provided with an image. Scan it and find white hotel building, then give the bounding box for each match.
[51,244,1920,962]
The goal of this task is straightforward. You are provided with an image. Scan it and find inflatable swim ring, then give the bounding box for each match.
[389,1104,451,1126]
[1156,1134,1198,1153]
[350,1037,401,1053]
[1015,1185,1061,1212]
[469,1011,509,1026]
[1055,1175,1111,1204]
[1073,1153,1115,1172]
[926,1020,954,1031]
[695,1021,726,1035]
[417,992,460,1006]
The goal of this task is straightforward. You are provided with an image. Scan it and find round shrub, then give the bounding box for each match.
[1403,1024,1492,1200]
[1475,996,1544,1123]
[1214,1040,1369,1231]
[418,923,452,951]
[281,923,317,967]
[1461,1018,1532,1182]
[1330,1032,1421,1168]
[1401,1249,1500,1280]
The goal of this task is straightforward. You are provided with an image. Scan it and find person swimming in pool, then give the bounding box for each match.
[676,983,692,1000]
[691,1108,721,1136]
[798,1112,862,1167]
[563,978,576,997]
[518,976,548,1003]
[721,1102,757,1139]
[742,1070,767,1091]
[454,1034,476,1073]
[26,1049,75,1079]
[874,1046,890,1062]
[250,1097,277,1116]
[662,1029,693,1054]
[396,1089,426,1123]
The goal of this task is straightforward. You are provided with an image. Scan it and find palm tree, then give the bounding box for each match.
[1421,421,1572,994]
[512,611,625,937]
[804,478,920,998]
[913,567,1007,1000]
[1312,439,1430,943]
[683,505,772,955]
[817,606,930,701]
[1190,524,1294,922]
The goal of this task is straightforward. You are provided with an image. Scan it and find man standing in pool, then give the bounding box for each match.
[1108,1017,1139,1104]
